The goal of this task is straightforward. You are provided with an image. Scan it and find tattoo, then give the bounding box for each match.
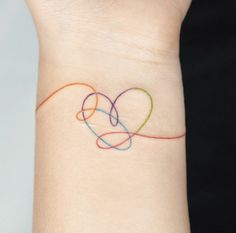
[36,83,185,151]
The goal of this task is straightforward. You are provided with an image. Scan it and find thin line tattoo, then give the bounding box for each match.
[36,82,185,151]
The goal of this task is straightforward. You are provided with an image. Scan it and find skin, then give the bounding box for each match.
[27,0,192,233]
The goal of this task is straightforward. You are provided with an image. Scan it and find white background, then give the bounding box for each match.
[0,1,38,232]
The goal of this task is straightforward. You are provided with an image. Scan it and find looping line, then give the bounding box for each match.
[36,82,185,151]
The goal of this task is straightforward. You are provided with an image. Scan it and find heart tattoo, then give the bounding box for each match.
[36,82,185,151]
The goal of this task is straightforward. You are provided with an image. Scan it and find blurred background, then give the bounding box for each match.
[181,1,235,233]
[0,1,38,233]
[0,1,235,233]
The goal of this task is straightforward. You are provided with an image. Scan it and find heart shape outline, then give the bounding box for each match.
[76,87,154,151]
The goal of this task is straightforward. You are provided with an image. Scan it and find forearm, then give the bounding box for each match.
[29,1,191,232]
[34,40,189,233]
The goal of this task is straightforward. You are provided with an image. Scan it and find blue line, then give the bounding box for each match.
[83,108,132,151]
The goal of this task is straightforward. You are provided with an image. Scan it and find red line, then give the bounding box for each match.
[96,131,186,149]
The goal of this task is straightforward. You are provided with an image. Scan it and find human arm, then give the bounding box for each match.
[27,1,191,232]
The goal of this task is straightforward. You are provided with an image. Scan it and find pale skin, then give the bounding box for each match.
[27,0,192,232]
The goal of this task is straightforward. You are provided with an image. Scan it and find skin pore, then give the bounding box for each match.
[27,0,192,232]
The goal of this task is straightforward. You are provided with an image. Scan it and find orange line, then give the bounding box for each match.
[36,82,99,120]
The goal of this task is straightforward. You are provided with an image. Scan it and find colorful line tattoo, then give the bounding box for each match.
[36,82,185,151]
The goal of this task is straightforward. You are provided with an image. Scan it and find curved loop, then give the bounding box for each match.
[36,82,99,121]
[87,108,132,151]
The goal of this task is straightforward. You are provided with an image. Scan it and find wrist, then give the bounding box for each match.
[37,48,185,141]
